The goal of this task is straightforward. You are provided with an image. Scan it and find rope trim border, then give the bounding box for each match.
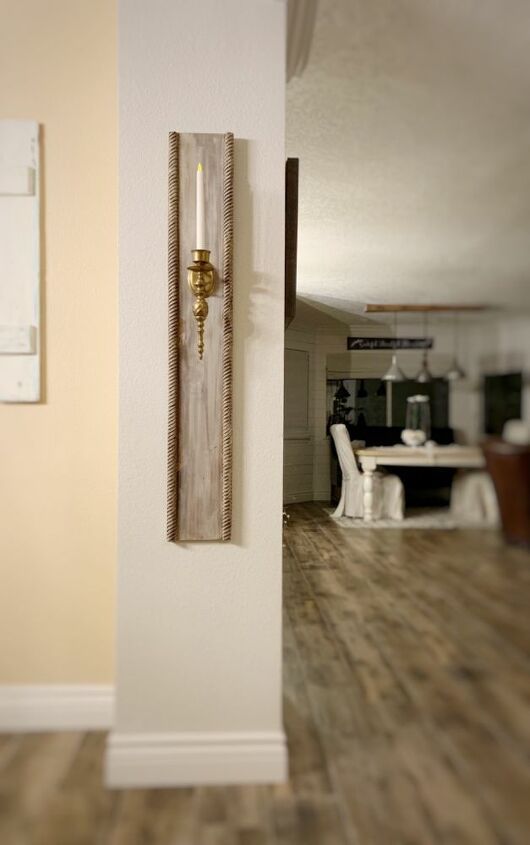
[167,132,179,542]
[221,133,234,541]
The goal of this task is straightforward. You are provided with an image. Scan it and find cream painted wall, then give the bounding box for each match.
[0,0,117,682]
[112,0,285,754]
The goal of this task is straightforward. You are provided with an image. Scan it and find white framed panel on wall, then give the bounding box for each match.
[0,120,40,402]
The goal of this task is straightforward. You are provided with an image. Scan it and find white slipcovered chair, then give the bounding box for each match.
[330,424,404,520]
[503,419,530,446]
[449,420,529,526]
[450,470,499,526]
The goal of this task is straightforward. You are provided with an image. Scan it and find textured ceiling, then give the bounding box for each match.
[287,0,530,310]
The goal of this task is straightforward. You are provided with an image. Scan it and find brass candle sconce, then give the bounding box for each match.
[187,249,214,359]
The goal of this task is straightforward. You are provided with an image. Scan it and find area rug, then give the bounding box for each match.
[326,508,496,530]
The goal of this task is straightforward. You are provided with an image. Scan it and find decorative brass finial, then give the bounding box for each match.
[187,249,215,359]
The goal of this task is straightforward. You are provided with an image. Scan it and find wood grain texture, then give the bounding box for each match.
[3,504,530,843]
[167,133,233,542]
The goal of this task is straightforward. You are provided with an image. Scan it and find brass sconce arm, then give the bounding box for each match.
[187,249,215,359]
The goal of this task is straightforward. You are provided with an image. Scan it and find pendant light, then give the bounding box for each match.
[415,314,433,383]
[445,313,467,381]
[334,380,350,400]
[416,351,433,383]
[382,313,406,382]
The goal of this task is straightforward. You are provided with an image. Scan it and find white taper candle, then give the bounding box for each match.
[196,162,206,249]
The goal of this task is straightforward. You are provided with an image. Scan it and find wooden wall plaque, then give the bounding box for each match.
[167,132,233,542]
[0,120,41,402]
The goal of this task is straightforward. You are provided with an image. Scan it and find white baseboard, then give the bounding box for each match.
[283,491,314,504]
[105,730,288,788]
[0,685,114,732]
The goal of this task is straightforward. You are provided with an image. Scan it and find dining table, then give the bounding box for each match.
[353,444,485,522]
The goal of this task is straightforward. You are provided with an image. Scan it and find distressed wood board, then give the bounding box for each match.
[0,120,40,402]
[167,132,233,542]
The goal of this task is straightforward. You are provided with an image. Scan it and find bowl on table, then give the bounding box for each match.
[401,429,427,447]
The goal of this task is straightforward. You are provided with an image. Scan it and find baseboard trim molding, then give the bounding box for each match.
[105,730,288,788]
[283,491,314,504]
[0,685,114,732]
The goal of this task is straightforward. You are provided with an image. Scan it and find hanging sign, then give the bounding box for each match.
[347,337,433,350]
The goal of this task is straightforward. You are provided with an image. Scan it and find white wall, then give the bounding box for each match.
[108,0,287,787]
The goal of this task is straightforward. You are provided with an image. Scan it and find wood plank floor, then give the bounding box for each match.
[1,502,529,844]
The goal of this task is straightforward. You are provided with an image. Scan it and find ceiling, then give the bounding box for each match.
[287,0,530,312]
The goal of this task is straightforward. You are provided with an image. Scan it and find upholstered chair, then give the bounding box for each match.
[330,424,404,520]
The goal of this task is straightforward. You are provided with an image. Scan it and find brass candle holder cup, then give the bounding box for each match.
[187,249,215,359]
